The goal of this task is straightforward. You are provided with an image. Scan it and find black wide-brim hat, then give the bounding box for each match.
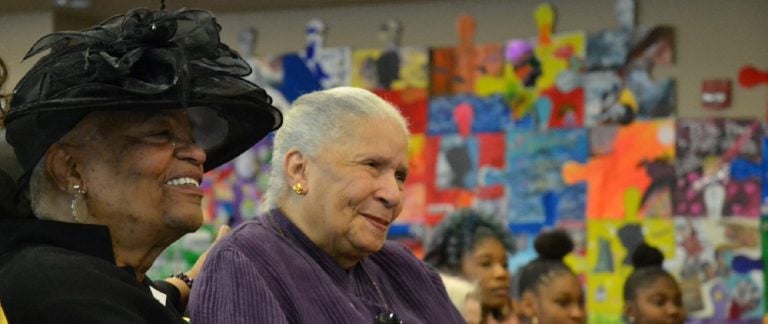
[4,8,282,173]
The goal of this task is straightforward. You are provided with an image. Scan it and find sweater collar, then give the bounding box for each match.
[268,209,356,284]
[0,218,116,263]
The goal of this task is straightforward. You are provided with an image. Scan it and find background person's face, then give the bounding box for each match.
[301,116,408,264]
[629,276,685,324]
[532,274,585,324]
[460,237,511,310]
[76,110,206,239]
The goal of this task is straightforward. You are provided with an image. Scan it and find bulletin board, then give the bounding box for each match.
[149,1,766,322]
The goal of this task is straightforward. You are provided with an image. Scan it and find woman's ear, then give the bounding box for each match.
[45,143,82,192]
[624,300,637,322]
[518,290,537,319]
[284,149,308,186]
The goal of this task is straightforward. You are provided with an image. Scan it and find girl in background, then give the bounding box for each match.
[516,229,585,324]
[425,208,518,323]
[623,242,685,324]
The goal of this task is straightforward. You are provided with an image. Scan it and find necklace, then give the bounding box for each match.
[360,261,390,311]
[266,210,401,323]
[361,262,402,324]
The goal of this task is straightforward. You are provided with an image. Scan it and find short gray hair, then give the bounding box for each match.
[29,158,55,220]
[263,87,408,211]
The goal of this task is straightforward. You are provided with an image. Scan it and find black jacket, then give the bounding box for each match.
[0,219,187,323]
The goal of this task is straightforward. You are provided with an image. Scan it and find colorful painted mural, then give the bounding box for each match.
[147,2,768,323]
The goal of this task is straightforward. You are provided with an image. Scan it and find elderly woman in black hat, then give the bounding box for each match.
[0,8,281,323]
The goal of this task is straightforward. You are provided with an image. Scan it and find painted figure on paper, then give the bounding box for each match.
[673,218,764,320]
[376,19,403,90]
[675,119,762,218]
[562,120,674,219]
[237,27,291,112]
[453,14,477,94]
[622,26,676,118]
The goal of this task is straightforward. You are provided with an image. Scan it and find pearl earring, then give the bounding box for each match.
[71,184,87,223]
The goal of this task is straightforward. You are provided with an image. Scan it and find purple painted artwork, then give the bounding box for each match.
[675,118,762,218]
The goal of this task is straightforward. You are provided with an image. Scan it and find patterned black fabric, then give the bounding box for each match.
[5,8,282,173]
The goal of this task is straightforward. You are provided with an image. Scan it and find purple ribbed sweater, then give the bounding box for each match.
[189,210,464,323]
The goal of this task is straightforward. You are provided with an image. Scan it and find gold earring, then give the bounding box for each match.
[291,183,305,195]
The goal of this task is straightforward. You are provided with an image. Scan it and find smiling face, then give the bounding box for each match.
[297,115,409,267]
[73,110,206,240]
[627,276,685,324]
[460,237,511,312]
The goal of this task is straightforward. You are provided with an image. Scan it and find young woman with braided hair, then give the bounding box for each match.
[425,208,518,323]
[516,229,585,324]
[623,242,685,324]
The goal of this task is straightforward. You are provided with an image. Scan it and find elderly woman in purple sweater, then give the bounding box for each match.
[189,87,464,323]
